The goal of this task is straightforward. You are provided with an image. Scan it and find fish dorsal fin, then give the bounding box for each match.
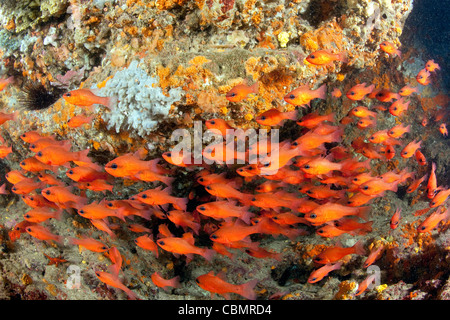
[216,271,227,281]
[182,232,195,245]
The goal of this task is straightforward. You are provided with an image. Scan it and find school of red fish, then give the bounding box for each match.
[0,43,448,300]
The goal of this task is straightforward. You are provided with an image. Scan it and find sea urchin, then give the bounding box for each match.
[19,82,66,111]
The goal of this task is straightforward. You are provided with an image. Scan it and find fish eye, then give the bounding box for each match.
[402,151,408,155]
[349,91,355,95]
[251,197,256,202]
[107,202,113,207]
[110,163,118,169]
[393,107,397,110]
[362,185,369,190]
[45,190,51,195]
[206,186,211,190]
[418,76,423,79]
[419,226,425,231]
[195,278,200,284]
[353,178,359,182]
[78,210,84,214]
[309,214,316,219]
[347,200,353,204]
[65,92,71,97]
[68,170,73,175]
[26,227,31,232]
[86,183,91,186]
[30,144,36,149]
[24,214,30,218]
[210,234,218,239]
[431,202,436,206]
[310,54,315,59]
[389,131,394,135]
[303,164,310,169]
[102,246,107,250]
[310,277,317,282]
[198,206,205,211]
[20,161,25,166]
[29,196,34,200]
[289,94,295,99]
[292,141,298,146]
[210,120,215,125]
[261,116,266,121]
[306,190,313,194]
[230,93,236,97]
[166,152,171,157]
[317,229,323,234]
[36,151,42,157]
[141,194,147,199]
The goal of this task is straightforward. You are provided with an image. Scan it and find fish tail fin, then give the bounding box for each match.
[161,175,175,187]
[357,206,371,221]
[367,84,376,94]
[250,82,259,94]
[239,279,258,300]
[75,148,91,164]
[396,49,402,58]
[353,240,367,256]
[240,209,255,225]
[174,197,188,211]
[316,83,327,100]
[103,95,119,110]
[338,51,348,63]
[284,109,298,121]
[202,248,216,262]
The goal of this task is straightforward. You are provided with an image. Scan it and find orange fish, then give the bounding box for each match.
[205,118,235,137]
[255,108,298,126]
[389,98,410,117]
[427,162,438,199]
[80,179,113,194]
[157,232,215,262]
[134,169,174,186]
[346,83,375,101]
[11,178,45,195]
[313,240,365,264]
[387,123,411,138]
[226,82,258,102]
[151,272,180,291]
[167,210,200,235]
[416,68,431,85]
[333,217,373,234]
[368,129,393,144]
[354,274,377,296]
[400,140,422,158]
[304,202,370,226]
[37,172,65,186]
[359,179,399,196]
[398,85,418,97]
[162,150,205,168]
[316,224,352,238]
[415,150,427,166]
[439,123,448,137]
[135,186,188,211]
[66,166,109,182]
[308,262,342,283]
[421,117,428,127]
[77,201,125,221]
[373,89,401,102]
[35,146,91,167]
[417,207,449,233]
[128,223,152,234]
[42,186,88,210]
[21,194,58,209]
[196,200,253,224]
[69,237,108,252]
[204,182,251,203]
[105,153,161,178]
[0,145,12,159]
[63,88,115,109]
[306,50,347,65]
[430,189,450,208]
[379,41,401,57]
[196,271,257,300]
[350,106,377,118]
[210,220,262,245]
[284,83,327,107]
[331,88,342,98]
[407,174,428,193]
[25,225,63,244]
[357,117,377,129]
[95,271,137,300]
[299,156,343,176]
[135,234,159,257]
[20,157,58,173]
[390,208,402,229]
[0,76,14,91]
[380,144,396,160]
[67,114,94,128]
[296,112,335,129]
[23,208,62,223]
[425,59,440,72]
[5,170,27,184]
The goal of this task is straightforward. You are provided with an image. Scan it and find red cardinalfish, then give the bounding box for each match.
[306,50,347,65]
[210,219,262,245]
[5,170,27,184]
[25,225,63,244]
[284,83,327,107]
[346,83,375,100]
[427,162,438,199]
[95,271,137,300]
[0,111,16,125]
[387,123,411,138]
[0,145,12,159]
[63,88,116,109]
[390,208,402,229]
[389,97,410,117]
[430,188,450,208]
[400,140,422,158]
[417,207,450,233]
[35,146,91,167]
[299,156,343,176]
[134,234,159,257]
[11,178,45,195]
[204,182,251,204]
[20,157,58,173]
[134,169,174,186]
[354,274,377,296]
[439,123,448,137]
[398,85,418,96]
[205,118,235,137]
[359,178,399,196]
[77,201,125,221]
[196,201,254,224]
[162,150,205,168]
[350,106,377,118]
[373,89,401,102]
[202,141,248,164]
[357,117,377,129]
[255,108,298,126]
[66,166,109,182]
[308,262,342,283]
[416,69,431,85]
[225,82,258,102]
[297,112,335,129]
[157,232,215,262]
[415,150,427,166]
[166,210,200,235]
[67,114,94,128]
[196,271,258,300]
[407,174,428,193]
[364,243,386,267]
[425,59,440,72]
[135,186,188,211]
[151,272,180,291]
[313,240,366,264]
[105,153,161,178]
[69,237,109,252]
[42,186,88,210]
[379,41,401,57]
[23,207,63,223]
[304,202,370,226]
[334,217,373,235]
